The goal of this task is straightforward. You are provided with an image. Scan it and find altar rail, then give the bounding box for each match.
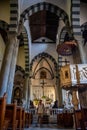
[27,108,74,115]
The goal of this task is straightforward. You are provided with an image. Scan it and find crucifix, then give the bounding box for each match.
[40,79,47,96]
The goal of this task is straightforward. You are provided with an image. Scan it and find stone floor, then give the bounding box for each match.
[24,123,75,130]
[24,114,75,130]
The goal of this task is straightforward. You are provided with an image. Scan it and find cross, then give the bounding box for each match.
[40,79,47,96]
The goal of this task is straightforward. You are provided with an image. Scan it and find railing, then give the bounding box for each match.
[28,108,74,115]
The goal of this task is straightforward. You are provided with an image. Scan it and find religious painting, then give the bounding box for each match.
[60,65,71,87]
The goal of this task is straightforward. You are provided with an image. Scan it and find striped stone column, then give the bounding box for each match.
[0,34,15,97]
[6,36,19,103]
[23,75,30,110]
[71,0,87,63]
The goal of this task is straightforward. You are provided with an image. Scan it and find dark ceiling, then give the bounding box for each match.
[29,10,59,43]
[81,0,87,3]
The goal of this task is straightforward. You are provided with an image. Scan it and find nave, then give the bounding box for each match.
[24,113,75,130]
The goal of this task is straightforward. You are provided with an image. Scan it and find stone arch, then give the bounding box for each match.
[21,26,29,76]
[20,2,70,26]
[30,52,58,72]
[59,26,69,43]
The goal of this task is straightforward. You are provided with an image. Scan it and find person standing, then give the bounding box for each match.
[37,100,44,125]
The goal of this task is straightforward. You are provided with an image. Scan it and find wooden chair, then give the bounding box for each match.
[5,102,18,130]
[0,93,9,130]
[74,109,82,130]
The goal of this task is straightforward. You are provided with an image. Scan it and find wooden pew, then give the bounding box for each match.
[5,102,18,130]
[57,112,73,128]
[74,109,82,130]
[25,112,32,128]
[80,107,87,130]
[0,93,9,130]
[21,108,25,129]
[57,113,63,126]
[16,106,22,130]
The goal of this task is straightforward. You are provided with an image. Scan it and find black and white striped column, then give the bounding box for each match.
[71,0,87,63]
[9,0,18,33]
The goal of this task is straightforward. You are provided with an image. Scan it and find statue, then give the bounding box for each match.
[72,91,79,110]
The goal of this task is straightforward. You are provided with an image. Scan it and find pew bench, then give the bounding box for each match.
[25,113,32,128]
[21,108,25,129]
[5,102,18,130]
[57,112,73,128]
[81,107,87,130]
[0,93,9,130]
[16,106,22,130]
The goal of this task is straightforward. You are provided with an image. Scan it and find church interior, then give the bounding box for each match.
[0,0,87,130]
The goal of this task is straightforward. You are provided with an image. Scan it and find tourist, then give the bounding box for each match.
[37,99,44,125]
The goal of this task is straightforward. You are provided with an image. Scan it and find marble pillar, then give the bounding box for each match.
[6,36,19,103]
[0,34,15,97]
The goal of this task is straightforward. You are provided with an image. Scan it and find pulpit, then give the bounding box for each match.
[60,64,87,109]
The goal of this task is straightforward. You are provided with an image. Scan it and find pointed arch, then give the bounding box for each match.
[30,52,58,72]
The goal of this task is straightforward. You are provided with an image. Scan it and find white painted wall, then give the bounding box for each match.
[31,43,58,62]
[17,46,25,69]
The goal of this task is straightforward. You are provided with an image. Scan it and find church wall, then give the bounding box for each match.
[31,43,58,62]
[0,0,10,24]
[16,46,25,70]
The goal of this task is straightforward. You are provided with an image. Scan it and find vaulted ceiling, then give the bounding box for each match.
[29,10,59,43]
